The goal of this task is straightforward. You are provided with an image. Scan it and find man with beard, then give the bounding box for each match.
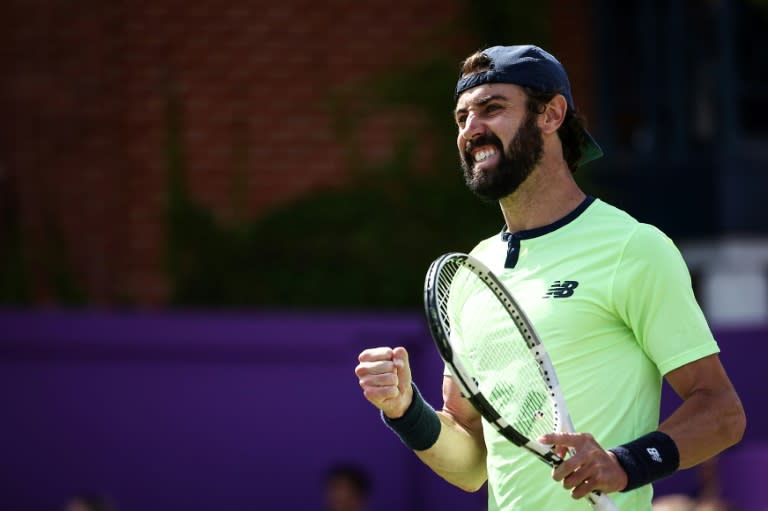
[354,45,745,510]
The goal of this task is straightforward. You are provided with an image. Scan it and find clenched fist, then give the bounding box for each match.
[355,346,413,419]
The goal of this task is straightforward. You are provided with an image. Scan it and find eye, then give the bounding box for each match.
[455,114,467,127]
[485,103,502,114]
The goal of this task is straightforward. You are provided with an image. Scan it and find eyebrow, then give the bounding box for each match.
[454,94,509,118]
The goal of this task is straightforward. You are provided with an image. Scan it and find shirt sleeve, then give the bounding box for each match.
[613,224,719,376]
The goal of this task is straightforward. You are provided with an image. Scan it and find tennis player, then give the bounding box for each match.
[355,45,745,510]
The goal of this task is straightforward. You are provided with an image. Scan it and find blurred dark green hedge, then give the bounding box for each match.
[165,59,500,309]
[0,1,552,308]
[165,3,552,309]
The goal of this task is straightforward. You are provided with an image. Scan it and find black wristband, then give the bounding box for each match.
[381,383,441,451]
[609,431,680,492]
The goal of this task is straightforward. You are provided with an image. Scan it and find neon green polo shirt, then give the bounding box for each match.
[455,197,719,511]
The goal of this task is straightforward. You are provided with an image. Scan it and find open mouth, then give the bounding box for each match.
[465,144,501,170]
[473,147,498,163]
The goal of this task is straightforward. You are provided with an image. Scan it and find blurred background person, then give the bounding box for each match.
[652,458,740,511]
[324,463,372,511]
[64,493,115,511]
[653,494,696,511]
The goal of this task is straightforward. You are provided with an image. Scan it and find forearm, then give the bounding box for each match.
[371,368,488,493]
[609,356,745,492]
[659,386,745,469]
[414,410,487,492]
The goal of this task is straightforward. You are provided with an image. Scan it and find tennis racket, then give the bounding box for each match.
[423,252,618,511]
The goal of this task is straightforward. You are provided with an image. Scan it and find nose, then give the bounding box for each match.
[459,112,485,142]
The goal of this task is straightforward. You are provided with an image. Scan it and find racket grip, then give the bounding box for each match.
[589,491,619,511]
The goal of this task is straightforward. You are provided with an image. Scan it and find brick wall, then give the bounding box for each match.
[0,0,593,306]
[0,1,129,304]
[550,0,598,130]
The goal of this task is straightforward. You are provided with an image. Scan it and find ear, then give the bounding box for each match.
[539,94,567,134]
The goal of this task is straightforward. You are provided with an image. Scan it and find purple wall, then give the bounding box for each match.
[0,311,485,511]
[0,311,764,511]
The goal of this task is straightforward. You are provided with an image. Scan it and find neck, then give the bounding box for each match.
[498,158,586,233]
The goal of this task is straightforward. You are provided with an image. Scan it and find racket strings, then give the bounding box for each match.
[435,259,465,336]
[480,329,555,439]
[435,259,557,439]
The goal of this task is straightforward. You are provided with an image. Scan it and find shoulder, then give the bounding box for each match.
[468,229,504,257]
[610,214,695,301]
[585,198,641,232]
[622,222,683,268]
[588,199,678,258]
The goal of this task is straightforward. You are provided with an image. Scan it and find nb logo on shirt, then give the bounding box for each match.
[543,281,579,298]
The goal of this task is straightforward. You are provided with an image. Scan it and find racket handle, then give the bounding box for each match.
[588,491,619,511]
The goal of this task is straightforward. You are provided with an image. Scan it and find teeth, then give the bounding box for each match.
[474,149,496,162]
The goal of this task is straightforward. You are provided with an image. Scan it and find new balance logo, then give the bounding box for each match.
[543,281,579,298]
[646,447,663,463]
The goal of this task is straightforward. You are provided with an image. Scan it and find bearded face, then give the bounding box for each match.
[460,110,544,201]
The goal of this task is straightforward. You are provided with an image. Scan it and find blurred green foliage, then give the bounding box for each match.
[0,2,553,308]
[0,196,85,306]
[166,2,552,309]
[165,60,498,308]
[0,207,29,305]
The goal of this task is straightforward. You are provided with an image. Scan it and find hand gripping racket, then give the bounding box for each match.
[424,252,618,511]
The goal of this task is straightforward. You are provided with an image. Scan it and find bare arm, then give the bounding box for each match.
[355,347,487,492]
[659,353,745,468]
[414,375,487,492]
[543,354,745,499]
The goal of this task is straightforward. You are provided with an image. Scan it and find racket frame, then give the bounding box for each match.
[424,252,618,511]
